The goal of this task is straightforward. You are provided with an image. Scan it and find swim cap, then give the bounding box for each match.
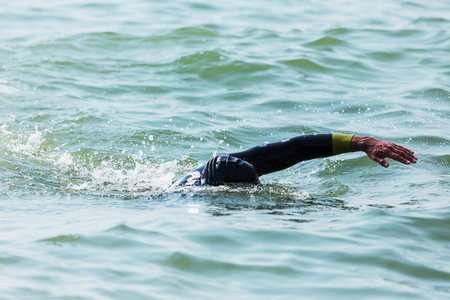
[201,155,259,186]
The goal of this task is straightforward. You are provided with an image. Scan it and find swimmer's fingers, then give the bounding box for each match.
[365,146,389,168]
[371,155,390,168]
[383,150,412,166]
[384,143,417,165]
[393,143,415,155]
[392,144,417,163]
[368,143,417,168]
[394,146,417,163]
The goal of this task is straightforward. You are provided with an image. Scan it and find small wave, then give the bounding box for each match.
[40,234,81,243]
[46,27,219,51]
[164,251,298,275]
[409,88,449,101]
[406,135,448,145]
[367,51,404,62]
[242,28,281,40]
[324,27,353,36]
[356,28,424,38]
[303,36,348,48]
[280,58,332,73]
[174,50,226,66]
[186,2,217,11]
[170,27,217,38]
[199,60,275,87]
[413,17,449,25]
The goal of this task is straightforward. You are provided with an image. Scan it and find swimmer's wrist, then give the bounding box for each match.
[350,135,372,152]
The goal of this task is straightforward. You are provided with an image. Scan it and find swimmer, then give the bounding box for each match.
[175,134,417,187]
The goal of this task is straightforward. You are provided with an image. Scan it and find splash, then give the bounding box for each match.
[69,160,177,194]
[0,124,45,155]
[0,124,181,196]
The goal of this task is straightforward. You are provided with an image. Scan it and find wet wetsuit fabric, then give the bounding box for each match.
[176,155,259,187]
[177,134,353,187]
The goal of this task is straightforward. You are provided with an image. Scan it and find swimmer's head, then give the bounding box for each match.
[223,156,260,184]
[201,155,259,186]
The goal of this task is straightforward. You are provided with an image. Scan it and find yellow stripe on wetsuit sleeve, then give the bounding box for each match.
[332,134,354,155]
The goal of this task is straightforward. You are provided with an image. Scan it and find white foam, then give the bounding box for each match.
[0,125,44,155]
[55,152,75,169]
[0,124,181,195]
[68,160,178,194]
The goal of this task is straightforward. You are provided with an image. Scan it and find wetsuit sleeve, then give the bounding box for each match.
[229,134,353,176]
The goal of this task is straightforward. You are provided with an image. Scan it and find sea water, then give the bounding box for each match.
[0,0,449,299]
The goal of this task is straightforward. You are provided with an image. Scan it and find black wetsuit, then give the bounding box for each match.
[176,133,353,187]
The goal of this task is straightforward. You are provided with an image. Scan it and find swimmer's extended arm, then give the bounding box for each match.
[175,133,417,187]
[229,134,416,176]
[229,134,351,175]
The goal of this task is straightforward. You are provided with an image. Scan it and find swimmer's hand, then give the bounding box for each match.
[351,136,417,168]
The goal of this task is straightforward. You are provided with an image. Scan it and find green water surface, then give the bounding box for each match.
[0,0,449,299]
